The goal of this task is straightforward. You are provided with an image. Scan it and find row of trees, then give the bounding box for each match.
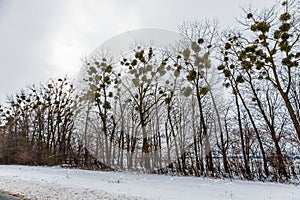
[0,78,76,165]
[0,79,110,170]
[0,0,299,182]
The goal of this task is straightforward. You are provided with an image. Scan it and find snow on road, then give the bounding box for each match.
[0,165,299,200]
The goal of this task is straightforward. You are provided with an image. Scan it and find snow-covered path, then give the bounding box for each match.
[0,165,299,200]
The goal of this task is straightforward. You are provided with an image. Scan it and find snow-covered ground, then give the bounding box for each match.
[0,165,299,200]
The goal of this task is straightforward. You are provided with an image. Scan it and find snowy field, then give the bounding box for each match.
[0,165,299,200]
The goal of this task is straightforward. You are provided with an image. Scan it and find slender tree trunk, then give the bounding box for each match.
[270,60,300,141]
[234,93,251,179]
[196,93,214,175]
[167,108,182,173]
[205,79,229,174]
[234,85,269,177]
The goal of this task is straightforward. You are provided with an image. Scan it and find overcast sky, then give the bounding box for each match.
[0,0,276,103]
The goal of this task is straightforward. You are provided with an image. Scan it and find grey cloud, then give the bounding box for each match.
[0,0,68,102]
[0,0,276,103]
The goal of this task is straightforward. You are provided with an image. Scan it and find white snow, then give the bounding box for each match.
[0,165,299,200]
